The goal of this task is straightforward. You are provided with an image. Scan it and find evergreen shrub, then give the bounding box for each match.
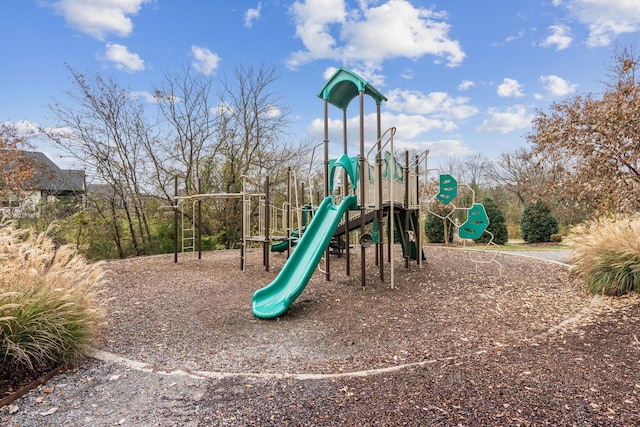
[425,203,455,243]
[475,198,508,245]
[520,200,559,243]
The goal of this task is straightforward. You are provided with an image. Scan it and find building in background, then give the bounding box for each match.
[0,151,85,218]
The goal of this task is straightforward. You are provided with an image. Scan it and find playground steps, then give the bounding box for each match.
[333,209,378,237]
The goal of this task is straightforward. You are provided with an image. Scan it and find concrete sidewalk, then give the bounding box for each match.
[501,249,572,265]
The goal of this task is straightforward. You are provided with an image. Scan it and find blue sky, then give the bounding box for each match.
[2,0,639,169]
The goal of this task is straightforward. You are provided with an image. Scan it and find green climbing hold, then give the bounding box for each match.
[458,203,489,240]
[436,174,457,204]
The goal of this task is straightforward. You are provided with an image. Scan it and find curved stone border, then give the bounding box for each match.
[87,347,484,380]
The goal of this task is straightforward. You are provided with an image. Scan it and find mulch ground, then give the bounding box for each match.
[2,245,639,426]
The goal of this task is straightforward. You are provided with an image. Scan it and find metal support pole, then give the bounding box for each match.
[323,99,331,281]
[415,154,421,266]
[287,167,291,259]
[264,176,270,272]
[377,103,384,280]
[404,151,410,269]
[241,176,246,271]
[359,91,366,289]
[343,108,350,275]
[173,175,178,263]
[198,178,202,260]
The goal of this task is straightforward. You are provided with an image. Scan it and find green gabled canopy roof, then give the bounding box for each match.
[316,67,387,110]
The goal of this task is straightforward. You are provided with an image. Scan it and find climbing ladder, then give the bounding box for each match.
[181,200,196,252]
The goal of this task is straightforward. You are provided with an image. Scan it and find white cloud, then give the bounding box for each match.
[191,46,221,76]
[401,69,414,80]
[2,120,42,138]
[102,43,145,72]
[418,138,474,159]
[383,111,457,138]
[541,24,572,50]
[46,0,150,40]
[458,80,475,91]
[287,0,465,72]
[263,104,281,119]
[129,91,162,103]
[322,66,339,81]
[307,111,457,154]
[385,89,479,121]
[245,3,262,28]
[492,29,526,47]
[288,0,346,68]
[497,78,524,98]
[477,105,533,134]
[556,0,640,47]
[539,75,577,97]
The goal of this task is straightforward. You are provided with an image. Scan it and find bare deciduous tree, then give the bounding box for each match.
[153,68,218,197]
[202,63,308,246]
[45,66,160,256]
[484,147,549,205]
[438,153,488,188]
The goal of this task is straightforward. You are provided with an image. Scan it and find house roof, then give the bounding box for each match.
[0,150,85,194]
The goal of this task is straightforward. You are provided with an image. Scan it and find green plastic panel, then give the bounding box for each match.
[458,203,489,240]
[329,154,359,192]
[382,151,404,182]
[317,67,387,110]
[270,229,301,253]
[372,218,380,244]
[436,174,458,204]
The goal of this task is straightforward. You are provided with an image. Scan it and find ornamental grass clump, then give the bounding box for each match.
[1,220,106,375]
[568,215,640,296]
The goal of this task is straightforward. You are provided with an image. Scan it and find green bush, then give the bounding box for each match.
[520,200,559,243]
[202,235,227,251]
[568,215,640,295]
[0,221,105,375]
[475,198,508,245]
[425,203,454,243]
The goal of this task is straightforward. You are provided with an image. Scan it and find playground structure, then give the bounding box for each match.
[172,169,303,272]
[252,68,432,319]
[171,67,498,319]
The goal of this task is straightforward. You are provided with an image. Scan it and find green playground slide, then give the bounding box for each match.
[252,194,358,319]
[270,228,301,253]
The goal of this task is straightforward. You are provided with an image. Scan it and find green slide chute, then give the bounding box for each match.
[252,194,358,319]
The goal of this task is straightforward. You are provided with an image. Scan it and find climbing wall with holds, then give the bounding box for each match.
[436,174,457,204]
[427,172,501,273]
[458,203,490,240]
[430,174,489,240]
